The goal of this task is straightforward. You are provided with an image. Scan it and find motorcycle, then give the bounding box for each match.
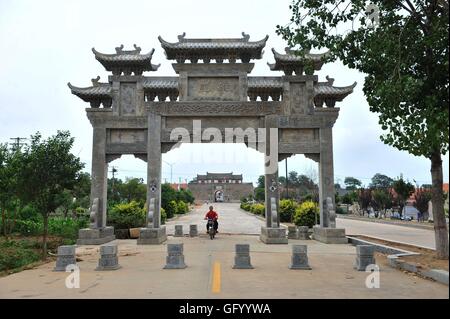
[207,218,216,240]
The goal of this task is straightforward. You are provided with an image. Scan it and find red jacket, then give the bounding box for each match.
[205,210,218,220]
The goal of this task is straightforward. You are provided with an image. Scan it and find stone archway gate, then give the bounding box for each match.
[69,33,355,245]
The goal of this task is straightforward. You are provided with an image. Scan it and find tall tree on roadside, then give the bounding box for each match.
[277,0,449,258]
[344,177,362,190]
[414,188,432,220]
[392,175,415,218]
[369,173,394,189]
[0,144,24,236]
[18,131,84,259]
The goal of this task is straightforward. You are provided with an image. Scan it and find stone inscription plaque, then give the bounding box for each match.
[120,83,136,115]
[188,77,239,101]
[109,129,146,144]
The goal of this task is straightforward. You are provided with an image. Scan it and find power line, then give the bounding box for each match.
[9,137,27,150]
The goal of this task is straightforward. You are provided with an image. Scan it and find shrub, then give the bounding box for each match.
[250,203,265,215]
[293,201,319,228]
[18,205,40,221]
[279,199,297,222]
[336,206,346,214]
[48,218,88,240]
[74,207,88,218]
[12,220,42,236]
[240,202,251,211]
[176,189,195,204]
[166,200,178,219]
[161,208,167,225]
[0,239,41,272]
[177,201,189,214]
[108,201,145,229]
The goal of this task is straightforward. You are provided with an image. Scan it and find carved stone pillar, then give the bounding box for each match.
[313,126,347,244]
[318,126,334,228]
[260,115,287,244]
[138,112,167,244]
[77,126,115,245]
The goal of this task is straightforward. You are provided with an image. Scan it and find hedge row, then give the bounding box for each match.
[240,199,320,228]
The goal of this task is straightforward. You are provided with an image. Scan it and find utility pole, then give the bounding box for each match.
[285,158,289,199]
[162,160,175,184]
[110,166,118,194]
[9,137,27,150]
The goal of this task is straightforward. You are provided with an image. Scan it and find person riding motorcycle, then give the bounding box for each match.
[204,205,219,233]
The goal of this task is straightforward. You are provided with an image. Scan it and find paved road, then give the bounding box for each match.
[167,203,440,249]
[0,236,447,299]
[337,217,437,249]
[165,202,267,235]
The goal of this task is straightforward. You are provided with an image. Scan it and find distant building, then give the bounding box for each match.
[188,172,254,203]
[168,183,188,191]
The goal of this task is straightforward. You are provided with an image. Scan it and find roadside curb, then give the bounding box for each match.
[347,235,449,286]
[337,215,440,231]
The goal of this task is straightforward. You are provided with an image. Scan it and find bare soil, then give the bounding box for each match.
[355,235,449,271]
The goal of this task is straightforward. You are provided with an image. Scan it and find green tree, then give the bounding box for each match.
[414,189,432,217]
[119,177,147,205]
[108,177,123,205]
[372,189,394,216]
[254,187,265,202]
[18,131,84,259]
[392,175,415,217]
[72,172,91,210]
[277,0,448,258]
[369,173,394,189]
[358,189,373,213]
[256,175,265,188]
[176,188,195,204]
[161,183,177,211]
[1,144,20,236]
[344,177,362,190]
[166,200,178,218]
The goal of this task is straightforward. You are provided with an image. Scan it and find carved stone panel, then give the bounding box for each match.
[187,77,239,101]
[280,128,319,143]
[120,83,137,115]
[290,83,306,114]
[109,129,146,144]
[106,129,147,154]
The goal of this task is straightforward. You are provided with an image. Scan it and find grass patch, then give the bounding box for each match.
[0,235,72,276]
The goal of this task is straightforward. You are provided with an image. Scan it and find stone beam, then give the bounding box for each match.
[278,142,320,154]
[278,110,339,128]
[147,101,282,117]
[86,109,148,128]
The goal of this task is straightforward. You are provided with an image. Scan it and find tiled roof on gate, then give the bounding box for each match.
[314,76,357,107]
[67,76,112,108]
[158,32,268,63]
[268,47,329,75]
[92,44,160,75]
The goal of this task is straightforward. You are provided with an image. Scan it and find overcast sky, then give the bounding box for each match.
[0,0,448,187]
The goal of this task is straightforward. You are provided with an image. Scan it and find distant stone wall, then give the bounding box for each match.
[188,183,254,203]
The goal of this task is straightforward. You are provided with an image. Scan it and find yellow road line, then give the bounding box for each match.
[211,262,221,293]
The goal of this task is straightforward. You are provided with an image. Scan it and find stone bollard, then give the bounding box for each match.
[54,245,77,271]
[164,243,187,269]
[288,226,299,239]
[298,226,310,240]
[96,243,121,271]
[174,225,184,237]
[233,244,253,269]
[289,245,311,270]
[354,245,375,271]
[189,224,198,237]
